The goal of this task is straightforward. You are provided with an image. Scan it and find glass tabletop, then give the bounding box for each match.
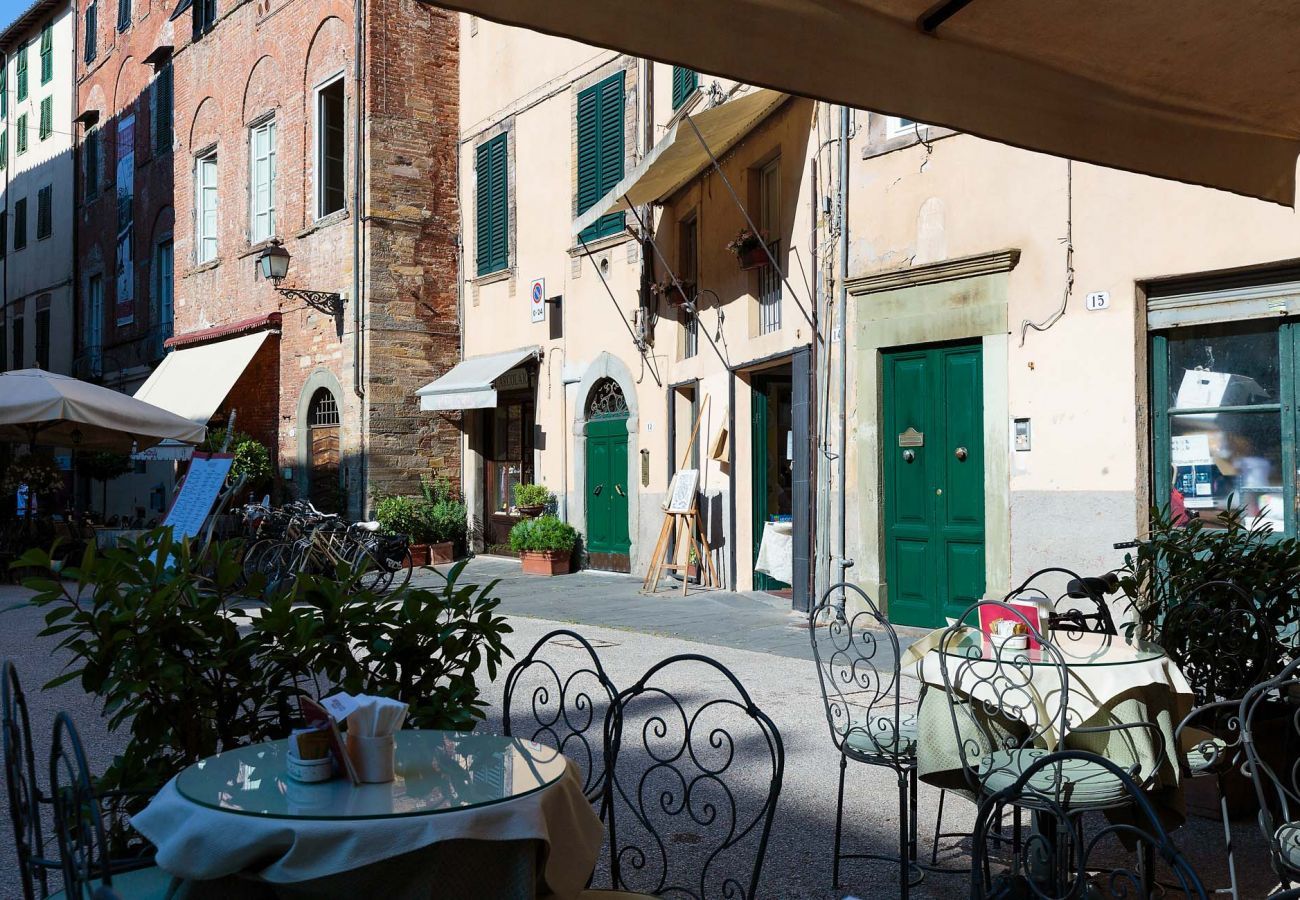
[937,630,1166,667]
[175,730,569,820]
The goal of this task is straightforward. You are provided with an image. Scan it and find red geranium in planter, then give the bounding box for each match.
[726,228,770,270]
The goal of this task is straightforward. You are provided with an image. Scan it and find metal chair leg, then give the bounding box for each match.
[834,753,847,889]
[898,772,910,900]
[909,767,919,863]
[1217,773,1239,899]
[931,788,946,867]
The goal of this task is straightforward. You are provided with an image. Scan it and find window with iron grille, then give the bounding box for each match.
[16,114,27,155]
[117,0,130,32]
[757,157,782,335]
[310,388,340,427]
[683,308,698,359]
[39,97,52,141]
[39,23,52,85]
[84,3,97,63]
[36,186,51,240]
[16,45,27,101]
[13,197,26,250]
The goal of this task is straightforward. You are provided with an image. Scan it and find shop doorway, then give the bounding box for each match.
[482,392,535,549]
[751,367,793,593]
[881,340,986,627]
[307,387,341,512]
[584,378,631,572]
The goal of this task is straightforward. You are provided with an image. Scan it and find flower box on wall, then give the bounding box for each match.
[739,246,770,271]
[520,549,572,576]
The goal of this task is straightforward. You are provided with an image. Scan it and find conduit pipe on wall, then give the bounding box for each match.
[835,104,853,589]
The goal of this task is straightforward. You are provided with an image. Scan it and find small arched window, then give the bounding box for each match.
[309,387,340,427]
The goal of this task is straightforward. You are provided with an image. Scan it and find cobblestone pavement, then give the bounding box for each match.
[0,566,1281,899]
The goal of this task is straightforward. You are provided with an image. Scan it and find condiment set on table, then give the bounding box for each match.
[287,693,409,785]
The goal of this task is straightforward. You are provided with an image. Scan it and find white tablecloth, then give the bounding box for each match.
[754,521,793,584]
[132,758,603,898]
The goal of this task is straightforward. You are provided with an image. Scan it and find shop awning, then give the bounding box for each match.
[134,330,272,424]
[416,346,541,411]
[572,89,790,236]
[438,0,1300,206]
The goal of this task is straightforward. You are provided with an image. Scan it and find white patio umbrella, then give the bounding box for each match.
[437,0,1300,205]
[0,369,207,452]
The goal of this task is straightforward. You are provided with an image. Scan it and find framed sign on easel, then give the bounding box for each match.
[642,396,719,596]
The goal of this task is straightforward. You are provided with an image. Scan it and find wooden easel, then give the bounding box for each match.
[641,396,720,596]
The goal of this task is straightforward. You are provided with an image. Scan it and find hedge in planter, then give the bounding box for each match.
[509,515,578,575]
[14,531,511,799]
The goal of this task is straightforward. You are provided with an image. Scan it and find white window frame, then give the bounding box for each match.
[314,73,346,220]
[195,148,218,263]
[885,115,920,138]
[248,116,276,243]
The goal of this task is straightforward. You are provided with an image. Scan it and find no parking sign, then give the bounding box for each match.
[530,278,545,323]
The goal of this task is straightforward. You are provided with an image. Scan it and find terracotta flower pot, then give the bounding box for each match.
[520,549,572,576]
[427,541,456,565]
[408,544,431,567]
[739,245,769,270]
[516,505,545,519]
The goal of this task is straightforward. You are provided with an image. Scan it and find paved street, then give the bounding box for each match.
[0,565,1279,898]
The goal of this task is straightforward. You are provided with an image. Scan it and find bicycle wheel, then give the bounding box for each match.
[389,549,414,591]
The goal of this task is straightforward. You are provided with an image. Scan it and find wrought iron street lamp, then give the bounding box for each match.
[256,239,344,338]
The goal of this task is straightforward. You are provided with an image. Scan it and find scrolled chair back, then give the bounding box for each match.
[1242,656,1300,886]
[48,712,113,900]
[937,600,1071,796]
[1160,579,1268,705]
[502,628,617,804]
[970,749,1207,899]
[603,653,784,900]
[808,582,906,761]
[4,660,52,900]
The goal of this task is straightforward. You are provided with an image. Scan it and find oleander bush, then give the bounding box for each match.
[15,531,511,795]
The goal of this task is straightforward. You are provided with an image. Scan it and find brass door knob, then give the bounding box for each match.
[955,447,968,461]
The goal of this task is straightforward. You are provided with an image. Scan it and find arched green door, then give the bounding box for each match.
[585,378,631,572]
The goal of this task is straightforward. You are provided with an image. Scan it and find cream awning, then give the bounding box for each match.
[440,0,1300,206]
[416,346,540,411]
[134,330,272,424]
[573,89,790,235]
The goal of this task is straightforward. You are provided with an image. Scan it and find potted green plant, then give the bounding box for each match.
[726,228,769,270]
[513,483,552,518]
[419,476,467,564]
[649,277,694,307]
[508,514,578,576]
[376,495,428,565]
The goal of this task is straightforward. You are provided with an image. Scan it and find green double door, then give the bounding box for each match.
[585,416,631,572]
[882,341,986,627]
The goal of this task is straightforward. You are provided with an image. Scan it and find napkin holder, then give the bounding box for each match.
[347,733,397,783]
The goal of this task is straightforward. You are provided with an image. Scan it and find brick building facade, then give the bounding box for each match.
[108,0,461,516]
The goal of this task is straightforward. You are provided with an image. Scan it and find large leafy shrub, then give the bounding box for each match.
[203,427,273,489]
[376,476,467,547]
[17,531,511,795]
[509,514,578,554]
[1119,505,1300,702]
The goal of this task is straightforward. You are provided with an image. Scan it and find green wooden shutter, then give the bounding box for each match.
[40,23,52,85]
[672,67,697,110]
[475,133,508,276]
[577,71,625,242]
[16,115,27,155]
[1,69,7,119]
[154,66,173,153]
[0,132,6,171]
[16,46,27,101]
[39,97,51,141]
[85,3,97,63]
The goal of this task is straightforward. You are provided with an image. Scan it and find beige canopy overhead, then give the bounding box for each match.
[573,89,790,235]
[439,0,1300,206]
[0,369,207,452]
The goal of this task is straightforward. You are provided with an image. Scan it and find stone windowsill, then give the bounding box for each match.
[296,209,350,239]
[184,259,221,278]
[470,268,513,287]
[566,230,634,258]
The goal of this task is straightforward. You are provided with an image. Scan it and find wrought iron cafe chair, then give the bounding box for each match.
[581,653,784,900]
[808,582,928,895]
[1241,656,1300,895]
[970,749,1207,899]
[502,628,619,805]
[4,660,58,900]
[48,712,176,900]
[937,600,1168,820]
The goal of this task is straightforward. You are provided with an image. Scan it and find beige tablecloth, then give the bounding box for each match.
[132,759,603,899]
[754,521,793,584]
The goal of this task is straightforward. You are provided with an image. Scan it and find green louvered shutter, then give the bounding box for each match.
[671,67,697,110]
[577,71,625,242]
[475,133,508,276]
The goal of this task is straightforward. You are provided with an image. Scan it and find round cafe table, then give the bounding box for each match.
[131,729,605,900]
[909,629,1194,824]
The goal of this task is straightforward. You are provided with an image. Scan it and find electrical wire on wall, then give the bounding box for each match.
[1020,160,1074,346]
